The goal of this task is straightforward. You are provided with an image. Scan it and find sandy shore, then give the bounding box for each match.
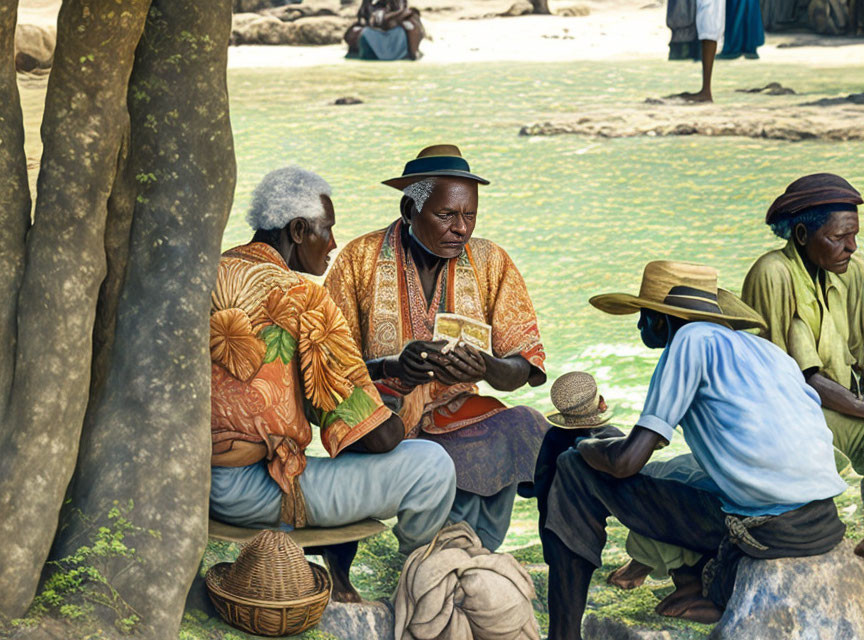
[227,0,864,69]
[15,0,864,69]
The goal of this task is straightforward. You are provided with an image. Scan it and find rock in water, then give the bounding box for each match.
[317,599,396,640]
[710,540,864,640]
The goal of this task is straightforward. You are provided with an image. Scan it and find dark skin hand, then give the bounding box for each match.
[381,339,534,392]
[576,425,666,479]
[808,372,864,418]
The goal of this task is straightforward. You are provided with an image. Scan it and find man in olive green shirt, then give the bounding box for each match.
[608,174,864,615]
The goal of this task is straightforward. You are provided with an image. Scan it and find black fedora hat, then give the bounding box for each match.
[382,144,490,191]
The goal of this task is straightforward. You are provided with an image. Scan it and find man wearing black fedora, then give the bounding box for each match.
[325,144,549,551]
[540,260,848,639]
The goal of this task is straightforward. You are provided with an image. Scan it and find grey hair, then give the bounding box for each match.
[403,178,437,214]
[246,166,331,232]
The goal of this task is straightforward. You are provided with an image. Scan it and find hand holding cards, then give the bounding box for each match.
[432,313,492,355]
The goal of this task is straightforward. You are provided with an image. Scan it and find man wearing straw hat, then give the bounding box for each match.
[540,260,848,639]
[607,173,864,608]
[325,144,548,552]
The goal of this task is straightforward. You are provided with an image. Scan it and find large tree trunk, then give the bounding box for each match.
[53,0,236,634]
[0,1,31,412]
[0,0,151,616]
[0,0,236,634]
[531,0,552,14]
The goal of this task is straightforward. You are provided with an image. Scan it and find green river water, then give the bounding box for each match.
[225,59,864,433]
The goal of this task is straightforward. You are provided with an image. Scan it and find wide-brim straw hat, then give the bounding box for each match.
[382,144,490,191]
[590,261,767,332]
[546,371,614,429]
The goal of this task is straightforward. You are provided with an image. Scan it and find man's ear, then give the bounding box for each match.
[399,195,416,225]
[288,217,309,244]
[793,223,808,247]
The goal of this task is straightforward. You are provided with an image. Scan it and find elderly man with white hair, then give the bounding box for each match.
[325,145,549,551]
[208,166,456,602]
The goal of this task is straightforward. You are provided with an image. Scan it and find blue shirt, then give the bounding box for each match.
[637,322,847,516]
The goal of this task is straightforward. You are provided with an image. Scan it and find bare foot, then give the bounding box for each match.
[330,582,363,604]
[607,559,652,590]
[655,566,723,624]
[855,538,864,559]
[664,90,713,103]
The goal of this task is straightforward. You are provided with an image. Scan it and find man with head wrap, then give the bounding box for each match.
[325,145,548,552]
[208,166,456,602]
[742,172,864,556]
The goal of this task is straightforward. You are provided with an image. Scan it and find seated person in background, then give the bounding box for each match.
[209,166,456,602]
[533,371,625,536]
[345,0,424,61]
[743,172,864,556]
[606,173,864,608]
[540,260,847,639]
[325,144,549,552]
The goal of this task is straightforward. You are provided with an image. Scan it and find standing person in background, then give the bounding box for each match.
[666,0,725,101]
[718,0,765,59]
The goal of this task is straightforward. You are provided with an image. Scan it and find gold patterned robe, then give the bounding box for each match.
[324,220,546,436]
[210,242,390,526]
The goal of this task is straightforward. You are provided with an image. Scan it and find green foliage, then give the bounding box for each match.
[261,324,297,365]
[7,500,150,636]
[351,532,404,601]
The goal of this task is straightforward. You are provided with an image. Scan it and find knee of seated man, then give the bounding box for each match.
[555,448,595,485]
[406,440,456,489]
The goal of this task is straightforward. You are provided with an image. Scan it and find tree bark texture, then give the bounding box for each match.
[0,0,236,634]
[0,0,151,617]
[0,1,31,415]
[53,0,236,636]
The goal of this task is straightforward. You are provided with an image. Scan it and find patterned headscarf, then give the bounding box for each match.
[766,173,862,225]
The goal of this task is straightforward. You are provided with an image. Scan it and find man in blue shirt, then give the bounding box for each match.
[540,260,847,640]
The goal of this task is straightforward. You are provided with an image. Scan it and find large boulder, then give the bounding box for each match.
[710,540,864,639]
[231,12,295,44]
[293,16,350,44]
[14,23,55,73]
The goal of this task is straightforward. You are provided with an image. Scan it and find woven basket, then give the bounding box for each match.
[205,530,331,636]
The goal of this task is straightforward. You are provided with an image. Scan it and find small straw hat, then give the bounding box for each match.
[546,371,613,429]
[589,261,766,331]
[205,530,331,637]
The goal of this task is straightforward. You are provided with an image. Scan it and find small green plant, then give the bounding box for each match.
[15,499,159,635]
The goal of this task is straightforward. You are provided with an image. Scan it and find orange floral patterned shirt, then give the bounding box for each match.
[210,243,390,496]
[324,220,546,435]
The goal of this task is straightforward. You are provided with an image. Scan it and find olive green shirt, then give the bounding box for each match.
[742,240,864,390]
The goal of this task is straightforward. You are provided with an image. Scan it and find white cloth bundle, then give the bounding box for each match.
[394,522,540,640]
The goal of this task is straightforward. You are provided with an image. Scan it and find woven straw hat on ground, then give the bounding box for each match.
[546,371,613,429]
[206,530,331,637]
[589,260,766,331]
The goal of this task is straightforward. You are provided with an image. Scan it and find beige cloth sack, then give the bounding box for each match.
[394,522,540,640]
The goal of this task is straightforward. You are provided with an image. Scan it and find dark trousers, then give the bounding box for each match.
[541,449,845,640]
